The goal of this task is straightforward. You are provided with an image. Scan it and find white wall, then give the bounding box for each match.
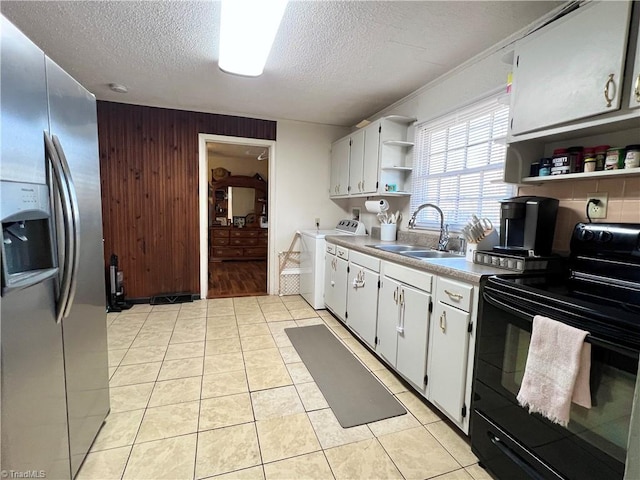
[273,120,349,252]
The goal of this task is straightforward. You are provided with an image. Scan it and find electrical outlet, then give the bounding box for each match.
[587,193,608,219]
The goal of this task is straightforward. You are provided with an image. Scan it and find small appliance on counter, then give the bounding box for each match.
[474,196,560,272]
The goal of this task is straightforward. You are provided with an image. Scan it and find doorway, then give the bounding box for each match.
[198,134,276,299]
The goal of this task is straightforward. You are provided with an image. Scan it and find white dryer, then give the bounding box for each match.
[299,220,367,309]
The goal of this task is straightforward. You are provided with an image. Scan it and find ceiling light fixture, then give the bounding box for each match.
[218,0,288,77]
[108,83,128,93]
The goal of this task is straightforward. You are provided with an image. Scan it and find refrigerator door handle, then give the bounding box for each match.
[52,134,80,318]
[45,132,73,323]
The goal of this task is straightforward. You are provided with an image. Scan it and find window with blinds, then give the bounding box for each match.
[410,95,513,230]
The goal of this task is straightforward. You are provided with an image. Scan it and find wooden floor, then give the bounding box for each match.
[208,260,267,298]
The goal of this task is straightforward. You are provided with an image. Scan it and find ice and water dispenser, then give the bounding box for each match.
[1,181,57,293]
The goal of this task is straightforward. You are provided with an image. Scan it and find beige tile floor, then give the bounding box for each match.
[79,295,494,480]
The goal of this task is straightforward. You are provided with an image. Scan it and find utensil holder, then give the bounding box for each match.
[465,229,499,261]
[380,223,397,241]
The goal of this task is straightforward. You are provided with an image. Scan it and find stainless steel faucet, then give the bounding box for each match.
[408,203,448,251]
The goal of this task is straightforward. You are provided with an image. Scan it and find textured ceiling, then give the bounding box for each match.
[1,1,562,127]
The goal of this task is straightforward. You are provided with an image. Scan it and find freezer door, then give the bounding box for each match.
[1,279,71,479]
[46,57,110,478]
[0,16,49,184]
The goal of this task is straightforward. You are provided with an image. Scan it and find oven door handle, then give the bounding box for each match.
[483,290,532,322]
[483,290,639,357]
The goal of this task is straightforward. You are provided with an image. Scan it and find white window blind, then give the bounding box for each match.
[410,95,513,230]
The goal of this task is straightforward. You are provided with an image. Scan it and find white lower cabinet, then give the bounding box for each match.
[324,244,348,321]
[326,248,478,434]
[427,276,475,431]
[428,301,470,424]
[346,251,380,348]
[376,262,432,391]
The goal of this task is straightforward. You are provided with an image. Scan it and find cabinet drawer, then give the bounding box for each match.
[258,237,268,245]
[326,243,337,255]
[231,238,258,246]
[436,277,473,312]
[212,247,243,257]
[382,262,432,293]
[349,250,380,272]
[212,238,229,246]
[336,246,349,260]
[259,230,268,237]
[211,229,229,238]
[231,230,259,238]
[244,247,267,257]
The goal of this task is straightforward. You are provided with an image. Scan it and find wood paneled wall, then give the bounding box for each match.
[97,101,276,299]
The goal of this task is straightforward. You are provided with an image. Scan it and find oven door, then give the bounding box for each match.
[471,281,639,480]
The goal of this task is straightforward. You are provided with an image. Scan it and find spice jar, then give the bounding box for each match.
[583,147,596,173]
[594,145,610,171]
[568,146,584,173]
[605,147,625,170]
[551,148,570,175]
[624,145,640,169]
[539,158,552,176]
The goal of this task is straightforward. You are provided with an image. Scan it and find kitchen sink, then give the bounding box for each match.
[399,250,461,259]
[367,244,462,259]
[367,244,431,252]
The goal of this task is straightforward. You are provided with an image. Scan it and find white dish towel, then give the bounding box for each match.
[517,315,592,427]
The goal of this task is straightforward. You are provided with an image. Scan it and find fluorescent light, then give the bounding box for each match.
[219,0,288,77]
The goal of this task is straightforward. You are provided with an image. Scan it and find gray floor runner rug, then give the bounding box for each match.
[285,324,406,428]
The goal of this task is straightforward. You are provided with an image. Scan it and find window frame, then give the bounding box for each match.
[410,92,514,232]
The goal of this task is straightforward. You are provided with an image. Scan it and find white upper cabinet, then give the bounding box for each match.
[347,128,366,195]
[361,122,380,195]
[329,115,415,198]
[510,0,632,137]
[330,136,350,197]
[629,17,640,110]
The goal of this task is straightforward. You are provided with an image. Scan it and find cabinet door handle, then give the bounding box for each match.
[360,181,364,191]
[604,73,615,107]
[635,74,640,103]
[393,286,398,304]
[440,310,447,333]
[444,289,463,300]
[396,289,405,334]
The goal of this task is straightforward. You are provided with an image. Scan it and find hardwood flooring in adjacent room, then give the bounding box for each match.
[208,260,267,298]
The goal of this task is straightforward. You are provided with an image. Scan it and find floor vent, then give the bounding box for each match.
[150,293,194,305]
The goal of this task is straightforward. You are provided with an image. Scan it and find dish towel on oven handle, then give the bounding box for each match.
[516,315,592,427]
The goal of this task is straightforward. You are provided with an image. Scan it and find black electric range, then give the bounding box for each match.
[471,222,640,480]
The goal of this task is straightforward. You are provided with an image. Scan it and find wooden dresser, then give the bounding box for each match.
[210,227,268,260]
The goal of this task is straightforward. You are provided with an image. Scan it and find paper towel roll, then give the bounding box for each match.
[365,199,390,213]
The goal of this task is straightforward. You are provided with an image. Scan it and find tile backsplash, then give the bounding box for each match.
[518,176,640,253]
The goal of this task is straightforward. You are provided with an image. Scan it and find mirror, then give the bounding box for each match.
[229,187,255,218]
[209,175,267,227]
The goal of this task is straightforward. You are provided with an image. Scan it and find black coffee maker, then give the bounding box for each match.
[494,196,559,256]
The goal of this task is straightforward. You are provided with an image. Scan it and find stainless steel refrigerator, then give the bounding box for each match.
[1,15,110,479]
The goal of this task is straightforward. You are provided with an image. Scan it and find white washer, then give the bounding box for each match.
[299,220,367,309]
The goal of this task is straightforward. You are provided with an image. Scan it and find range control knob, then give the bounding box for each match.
[598,231,613,243]
[579,229,595,241]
